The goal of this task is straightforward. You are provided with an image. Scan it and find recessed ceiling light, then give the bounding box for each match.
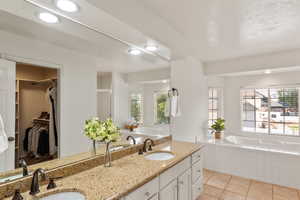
[162,80,168,83]
[128,48,142,56]
[38,12,59,24]
[264,69,272,74]
[56,0,79,13]
[145,44,158,52]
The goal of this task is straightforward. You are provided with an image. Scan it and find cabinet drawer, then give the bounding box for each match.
[126,177,159,200]
[160,157,191,189]
[192,160,203,184]
[191,149,202,164]
[192,178,203,200]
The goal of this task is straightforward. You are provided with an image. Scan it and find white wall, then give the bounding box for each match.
[170,57,208,142]
[224,71,300,142]
[0,30,98,158]
[204,49,300,76]
[112,72,129,127]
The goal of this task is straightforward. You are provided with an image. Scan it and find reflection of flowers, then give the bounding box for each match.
[84,118,120,143]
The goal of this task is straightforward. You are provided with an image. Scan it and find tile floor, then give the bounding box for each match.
[198,169,300,200]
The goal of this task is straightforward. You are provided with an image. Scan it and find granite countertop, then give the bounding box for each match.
[11,140,203,200]
[0,133,167,180]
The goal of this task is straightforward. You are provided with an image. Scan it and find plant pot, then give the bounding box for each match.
[215,132,221,139]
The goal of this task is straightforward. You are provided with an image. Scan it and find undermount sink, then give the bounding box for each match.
[39,192,85,200]
[145,151,175,161]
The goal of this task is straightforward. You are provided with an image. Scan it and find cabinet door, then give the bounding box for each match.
[178,169,192,200]
[159,179,178,200]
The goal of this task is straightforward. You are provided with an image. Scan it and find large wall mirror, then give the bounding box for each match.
[0,0,171,184]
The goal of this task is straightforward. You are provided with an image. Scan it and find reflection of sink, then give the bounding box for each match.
[145,151,175,161]
[40,192,85,200]
[110,144,130,152]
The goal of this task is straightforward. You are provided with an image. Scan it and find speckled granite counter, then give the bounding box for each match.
[6,140,203,200]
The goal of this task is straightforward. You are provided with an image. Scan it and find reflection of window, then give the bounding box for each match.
[241,88,299,136]
[208,88,221,128]
[130,94,143,124]
[154,91,170,124]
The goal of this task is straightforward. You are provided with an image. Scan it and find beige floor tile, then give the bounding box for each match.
[220,191,246,200]
[197,194,219,200]
[203,184,223,198]
[225,176,250,196]
[247,181,273,200]
[207,172,231,189]
[273,185,299,200]
[203,169,215,183]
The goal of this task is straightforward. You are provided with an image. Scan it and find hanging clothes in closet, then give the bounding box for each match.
[47,81,58,156]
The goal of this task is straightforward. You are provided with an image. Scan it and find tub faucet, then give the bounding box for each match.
[19,159,29,176]
[126,135,136,145]
[143,138,154,152]
[30,168,47,195]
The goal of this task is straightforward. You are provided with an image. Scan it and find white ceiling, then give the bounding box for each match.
[0,0,170,72]
[88,0,300,62]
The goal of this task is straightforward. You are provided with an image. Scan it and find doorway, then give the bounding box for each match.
[15,63,59,167]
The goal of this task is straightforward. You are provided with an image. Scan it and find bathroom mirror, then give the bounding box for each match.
[0,0,170,184]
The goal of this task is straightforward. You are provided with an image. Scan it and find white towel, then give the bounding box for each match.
[0,113,8,153]
[171,95,181,117]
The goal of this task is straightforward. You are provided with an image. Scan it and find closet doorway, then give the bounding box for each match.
[15,63,59,167]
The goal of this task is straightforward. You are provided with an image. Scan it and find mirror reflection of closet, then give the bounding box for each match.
[15,63,59,168]
[97,72,112,121]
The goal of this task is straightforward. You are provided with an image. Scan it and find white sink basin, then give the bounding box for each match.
[145,151,175,161]
[39,192,85,200]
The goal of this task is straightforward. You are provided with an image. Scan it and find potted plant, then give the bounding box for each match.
[211,118,225,139]
[84,118,120,167]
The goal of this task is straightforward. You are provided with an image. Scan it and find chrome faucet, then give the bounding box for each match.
[143,138,154,152]
[19,159,28,176]
[30,168,47,195]
[126,135,136,145]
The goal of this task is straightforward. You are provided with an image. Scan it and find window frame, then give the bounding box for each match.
[208,87,223,130]
[129,93,144,125]
[240,87,300,137]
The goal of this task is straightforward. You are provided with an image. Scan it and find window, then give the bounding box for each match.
[130,93,143,124]
[208,88,221,128]
[154,91,170,124]
[241,87,299,136]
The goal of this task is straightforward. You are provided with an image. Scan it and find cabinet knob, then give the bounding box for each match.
[179,181,184,185]
[197,170,201,173]
[145,192,150,197]
[8,136,15,142]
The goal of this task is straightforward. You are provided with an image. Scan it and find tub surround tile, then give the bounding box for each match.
[3,141,203,200]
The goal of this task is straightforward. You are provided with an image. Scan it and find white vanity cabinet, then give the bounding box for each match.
[159,179,178,200]
[124,149,203,200]
[125,177,159,200]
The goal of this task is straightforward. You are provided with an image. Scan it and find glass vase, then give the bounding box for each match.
[104,141,112,167]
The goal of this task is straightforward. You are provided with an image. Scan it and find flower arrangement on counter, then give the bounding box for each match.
[124,119,139,132]
[84,118,121,143]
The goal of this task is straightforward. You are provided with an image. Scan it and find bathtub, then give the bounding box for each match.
[202,135,300,189]
[225,135,300,155]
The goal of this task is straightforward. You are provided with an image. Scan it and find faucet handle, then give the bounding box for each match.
[47,177,63,190]
[12,189,23,200]
[138,148,143,155]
